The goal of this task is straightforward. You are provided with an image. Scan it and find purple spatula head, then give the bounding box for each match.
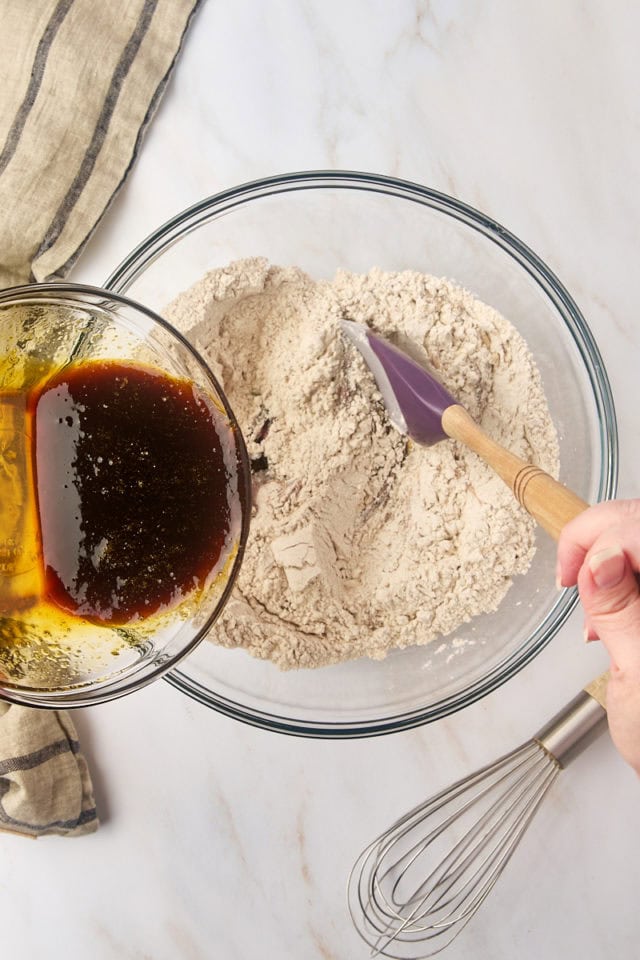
[340,320,457,446]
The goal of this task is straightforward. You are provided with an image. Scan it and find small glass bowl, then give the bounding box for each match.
[105,172,618,737]
[0,283,250,707]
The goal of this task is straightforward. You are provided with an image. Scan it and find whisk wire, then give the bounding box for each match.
[349,741,560,959]
[370,742,544,897]
[395,750,559,929]
[385,743,552,896]
[349,683,607,959]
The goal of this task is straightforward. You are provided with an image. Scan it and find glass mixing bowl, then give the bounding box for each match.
[0,283,250,707]
[105,171,618,737]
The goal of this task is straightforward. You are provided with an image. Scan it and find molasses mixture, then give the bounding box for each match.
[0,357,242,686]
[33,361,234,624]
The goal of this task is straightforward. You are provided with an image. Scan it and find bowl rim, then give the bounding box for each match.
[105,170,619,737]
[0,281,252,709]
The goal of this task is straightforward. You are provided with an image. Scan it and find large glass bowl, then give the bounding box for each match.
[0,284,250,707]
[105,171,618,737]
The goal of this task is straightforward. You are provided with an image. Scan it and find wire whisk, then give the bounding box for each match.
[348,674,608,958]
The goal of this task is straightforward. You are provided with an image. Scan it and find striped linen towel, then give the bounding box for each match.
[0,0,201,287]
[0,703,97,837]
[0,0,201,836]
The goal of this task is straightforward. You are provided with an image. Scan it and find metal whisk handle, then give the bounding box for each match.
[534,674,608,768]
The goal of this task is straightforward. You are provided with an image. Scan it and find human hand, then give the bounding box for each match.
[557,499,640,776]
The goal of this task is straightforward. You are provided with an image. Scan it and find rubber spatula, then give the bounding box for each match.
[340,320,588,540]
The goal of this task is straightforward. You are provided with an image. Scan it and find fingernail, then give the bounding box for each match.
[555,562,563,590]
[583,622,598,643]
[589,546,626,590]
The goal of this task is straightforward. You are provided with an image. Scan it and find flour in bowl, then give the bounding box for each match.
[166,259,559,669]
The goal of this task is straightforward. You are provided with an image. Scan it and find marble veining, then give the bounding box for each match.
[3,2,640,958]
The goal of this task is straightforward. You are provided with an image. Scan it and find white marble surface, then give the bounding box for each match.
[2,2,640,957]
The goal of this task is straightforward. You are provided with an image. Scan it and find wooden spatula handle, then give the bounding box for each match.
[441,405,589,541]
[584,671,609,708]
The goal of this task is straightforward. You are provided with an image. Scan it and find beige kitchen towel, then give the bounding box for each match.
[0,702,97,837]
[0,0,202,287]
[0,0,201,836]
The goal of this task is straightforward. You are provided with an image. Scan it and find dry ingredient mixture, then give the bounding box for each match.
[166,259,559,670]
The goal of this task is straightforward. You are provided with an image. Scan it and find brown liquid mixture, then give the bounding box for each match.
[31,361,235,625]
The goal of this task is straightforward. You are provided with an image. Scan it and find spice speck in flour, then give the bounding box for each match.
[166,259,559,670]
